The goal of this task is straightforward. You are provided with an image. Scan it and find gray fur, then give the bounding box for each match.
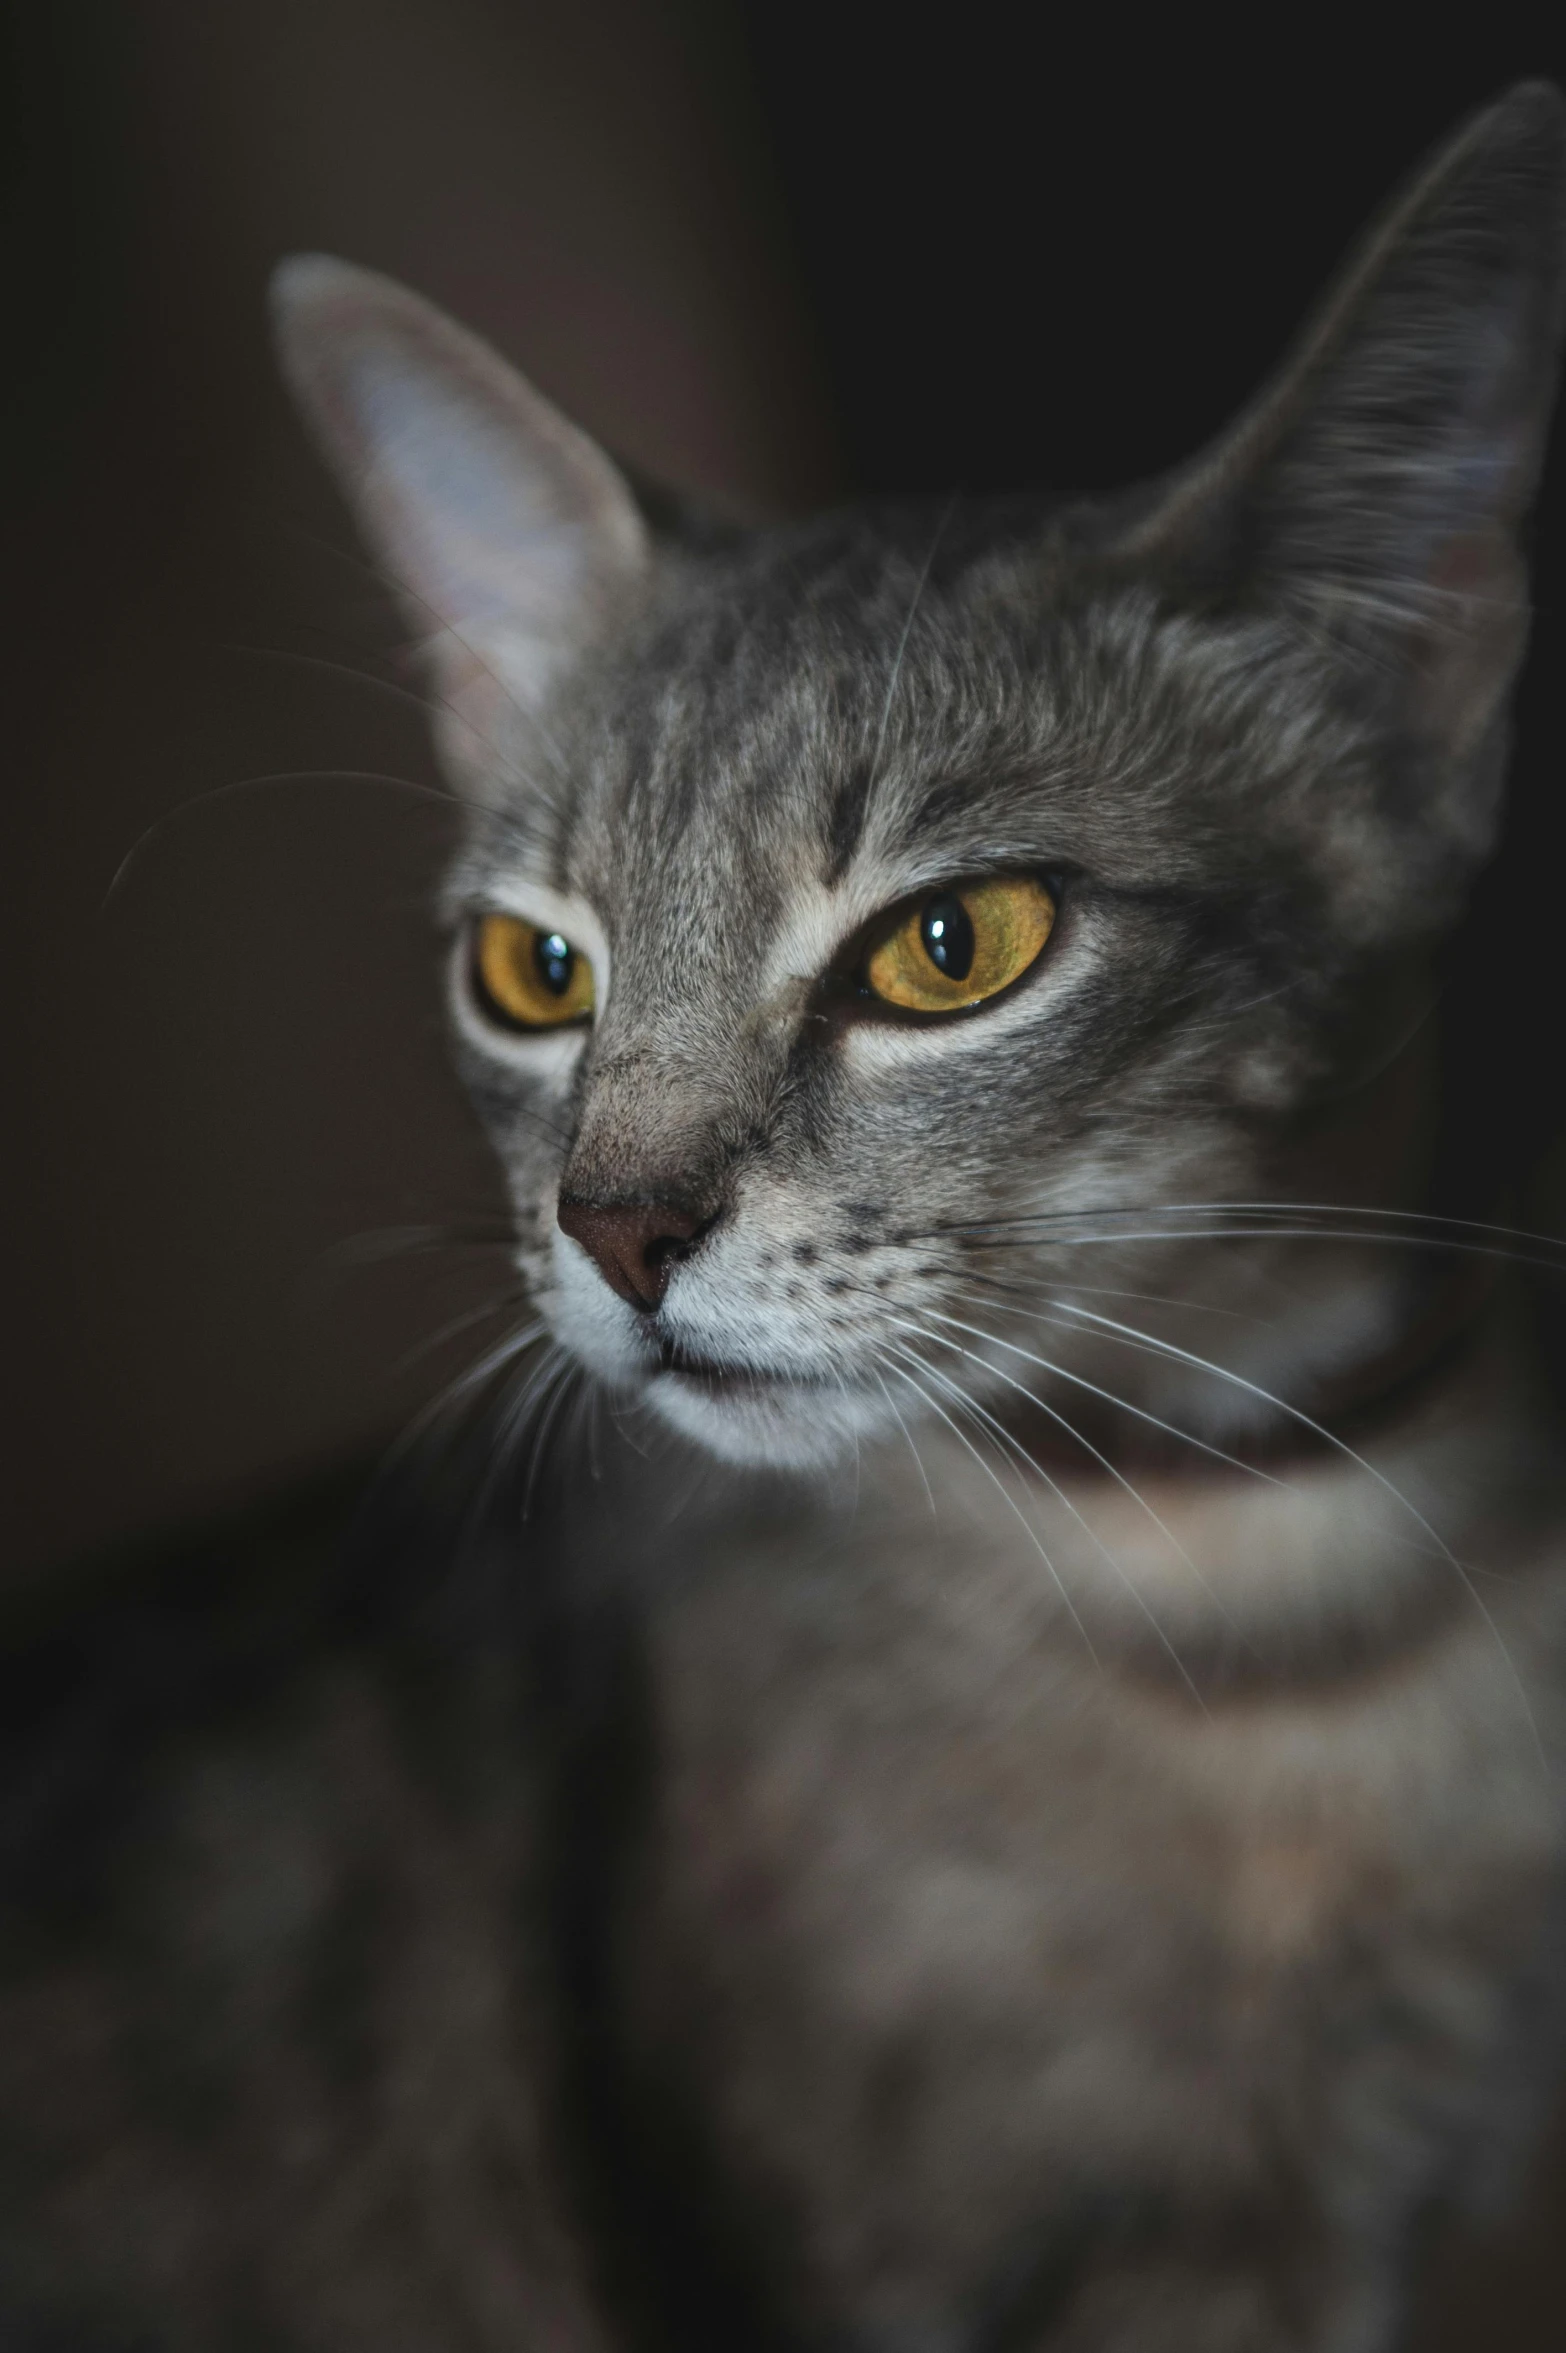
[3,82,1566,2353]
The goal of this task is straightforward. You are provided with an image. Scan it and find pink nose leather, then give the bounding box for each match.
[556,1197,706,1310]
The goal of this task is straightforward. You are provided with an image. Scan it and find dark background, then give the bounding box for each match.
[4,4,1566,2337]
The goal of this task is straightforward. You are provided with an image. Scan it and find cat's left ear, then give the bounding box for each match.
[1113,82,1566,851]
[270,256,649,792]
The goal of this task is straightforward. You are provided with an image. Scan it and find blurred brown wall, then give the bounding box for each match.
[1,0,838,1591]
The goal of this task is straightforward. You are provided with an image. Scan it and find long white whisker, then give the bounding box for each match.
[100,767,465,913]
[386,1318,545,1458]
[1139,1198,1566,1252]
[936,1198,1566,1249]
[913,1312,1237,1608]
[1044,1296,1544,1764]
[871,1359,938,1516]
[1007,1303,1460,1569]
[954,1267,1265,1322]
[225,639,450,724]
[888,1317,1232,1684]
[466,1337,571,1525]
[520,1353,580,1521]
[365,1317,548,1528]
[882,1346,1102,1671]
[893,1329,1210,1707]
[385,1289,532,1380]
[950,1222,1534,1262]
[930,1200,1566,1280]
[914,1289,1292,1489]
[312,1221,518,1275]
[1000,1300,1451,1566]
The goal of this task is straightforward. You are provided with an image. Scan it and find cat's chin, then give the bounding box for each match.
[642,1367,883,1470]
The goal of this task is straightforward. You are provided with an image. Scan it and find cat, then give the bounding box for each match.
[3,77,1566,2353]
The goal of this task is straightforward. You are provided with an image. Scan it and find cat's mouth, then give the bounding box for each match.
[652,1337,825,1395]
[620,1326,890,1468]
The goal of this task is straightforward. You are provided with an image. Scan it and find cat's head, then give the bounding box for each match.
[274,87,1565,1473]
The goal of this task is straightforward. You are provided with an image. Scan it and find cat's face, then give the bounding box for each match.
[442,522,1452,1468]
[274,87,1565,1470]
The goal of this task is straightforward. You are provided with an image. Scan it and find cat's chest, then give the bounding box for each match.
[628,1528,1348,2043]
[594,1487,1566,2326]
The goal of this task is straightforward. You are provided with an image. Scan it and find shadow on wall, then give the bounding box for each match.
[0,0,840,1592]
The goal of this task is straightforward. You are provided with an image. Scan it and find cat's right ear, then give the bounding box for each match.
[270,257,648,790]
[1104,84,1566,867]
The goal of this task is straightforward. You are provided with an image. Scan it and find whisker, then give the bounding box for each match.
[385,1288,532,1379]
[904,1286,1293,1489]
[1043,1296,1544,1764]
[255,507,578,793]
[465,1337,571,1529]
[1193,1199,1566,1243]
[313,1221,519,1276]
[223,640,449,723]
[583,1377,606,1484]
[521,1354,583,1521]
[918,1195,1566,1272]
[949,1264,1264,1322]
[914,1311,1240,1628]
[870,1361,938,1516]
[891,1316,1224,1697]
[881,1344,1103,1671]
[994,1299,1471,1564]
[938,1221,1566,1285]
[866,496,957,795]
[101,767,466,913]
[372,1315,547,1500]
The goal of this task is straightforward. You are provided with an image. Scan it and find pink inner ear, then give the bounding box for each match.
[1408,528,1529,764]
[272,257,650,748]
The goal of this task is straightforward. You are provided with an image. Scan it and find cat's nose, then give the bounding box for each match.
[556,1196,708,1311]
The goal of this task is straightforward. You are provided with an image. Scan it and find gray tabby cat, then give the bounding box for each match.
[3,81,1566,2353]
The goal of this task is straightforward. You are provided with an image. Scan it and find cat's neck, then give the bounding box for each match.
[831,1277,1562,1698]
[994,1249,1502,1483]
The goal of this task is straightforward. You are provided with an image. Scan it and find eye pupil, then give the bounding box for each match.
[535,932,574,995]
[920,892,974,982]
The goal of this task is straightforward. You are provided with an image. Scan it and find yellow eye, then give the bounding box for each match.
[864,876,1056,1013]
[471,912,595,1029]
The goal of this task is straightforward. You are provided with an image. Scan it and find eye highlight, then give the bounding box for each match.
[471,913,595,1029]
[865,876,1056,1013]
